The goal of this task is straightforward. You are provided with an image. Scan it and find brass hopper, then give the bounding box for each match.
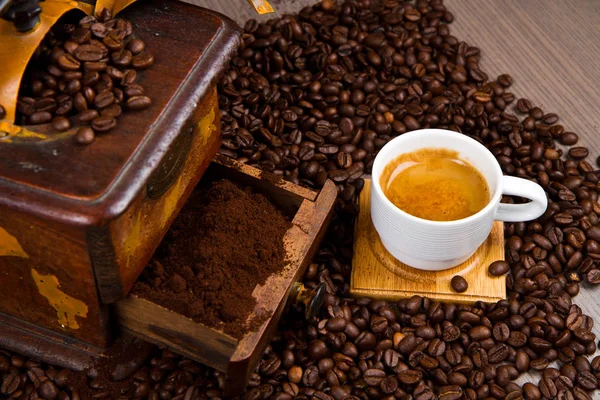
[0,0,138,142]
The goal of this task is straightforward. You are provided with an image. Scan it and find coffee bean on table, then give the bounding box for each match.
[561,132,579,145]
[516,98,532,113]
[450,276,468,292]
[569,146,589,159]
[488,260,510,276]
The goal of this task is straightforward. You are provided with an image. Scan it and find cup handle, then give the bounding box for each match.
[495,176,548,222]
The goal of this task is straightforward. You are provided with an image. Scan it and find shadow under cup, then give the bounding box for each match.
[370,129,505,271]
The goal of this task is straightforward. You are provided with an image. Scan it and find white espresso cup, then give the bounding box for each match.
[371,129,548,271]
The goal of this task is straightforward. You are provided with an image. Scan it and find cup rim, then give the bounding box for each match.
[371,128,503,226]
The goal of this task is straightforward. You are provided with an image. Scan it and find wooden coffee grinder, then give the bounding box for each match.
[0,0,240,361]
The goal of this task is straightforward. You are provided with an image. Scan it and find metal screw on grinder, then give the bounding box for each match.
[289,282,327,320]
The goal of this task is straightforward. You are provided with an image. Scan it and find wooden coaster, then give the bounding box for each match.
[350,179,506,304]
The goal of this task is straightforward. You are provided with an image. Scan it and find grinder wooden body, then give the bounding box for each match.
[0,0,240,357]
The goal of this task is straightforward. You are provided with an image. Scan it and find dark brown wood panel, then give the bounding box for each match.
[0,209,109,347]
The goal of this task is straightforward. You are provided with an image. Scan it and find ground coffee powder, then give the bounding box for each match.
[133,179,291,339]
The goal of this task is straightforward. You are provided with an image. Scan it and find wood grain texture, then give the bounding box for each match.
[186,0,600,386]
[351,179,506,304]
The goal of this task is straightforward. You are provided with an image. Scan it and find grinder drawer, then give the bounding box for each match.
[114,155,337,396]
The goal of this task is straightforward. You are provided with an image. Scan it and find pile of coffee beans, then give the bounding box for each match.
[3,0,600,398]
[16,8,153,145]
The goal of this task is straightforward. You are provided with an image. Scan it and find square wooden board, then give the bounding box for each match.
[351,179,507,304]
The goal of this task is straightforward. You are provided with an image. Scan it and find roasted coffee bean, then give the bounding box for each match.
[127,38,145,55]
[132,52,155,69]
[364,369,385,386]
[124,84,144,97]
[57,53,81,70]
[94,90,115,108]
[450,276,468,293]
[103,29,125,50]
[577,371,598,390]
[1,373,19,395]
[438,385,462,400]
[39,379,59,399]
[0,105,5,120]
[106,66,124,80]
[91,115,116,132]
[74,44,104,61]
[51,116,71,132]
[398,369,423,385]
[29,111,53,124]
[78,109,99,123]
[516,98,533,114]
[307,340,328,360]
[123,95,151,111]
[111,49,132,67]
[523,383,541,400]
[489,260,510,276]
[101,104,122,118]
[121,69,137,85]
[569,147,589,159]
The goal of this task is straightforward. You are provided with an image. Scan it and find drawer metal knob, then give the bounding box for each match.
[289,282,326,321]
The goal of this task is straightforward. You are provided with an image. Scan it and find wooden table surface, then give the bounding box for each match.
[185,0,600,386]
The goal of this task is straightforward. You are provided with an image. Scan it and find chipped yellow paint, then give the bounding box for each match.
[122,212,142,270]
[0,226,29,258]
[0,121,47,143]
[94,0,137,17]
[247,0,274,14]
[31,269,88,329]
[161,103,216,223]
[161,175,183,228]
[0,0,93,123]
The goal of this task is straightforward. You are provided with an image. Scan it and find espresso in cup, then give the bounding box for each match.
[371,129,548,271]
[380,148,490,221]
